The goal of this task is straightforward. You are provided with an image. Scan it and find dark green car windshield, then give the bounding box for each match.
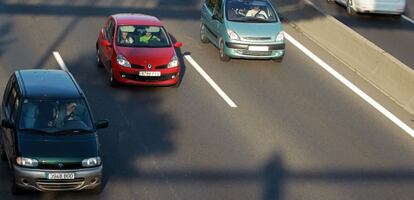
[19,98,94,133]
[226,0,278,23]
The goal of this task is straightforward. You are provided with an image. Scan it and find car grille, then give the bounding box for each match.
[122,73,177,82]
[131,64,145,69]
[243,37,272,41]
[38,163,83,170]
[36,178,85,191]
[131,63,168,69]
[240,50,272,56]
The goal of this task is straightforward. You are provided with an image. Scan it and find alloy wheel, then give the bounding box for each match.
[200,24,209,43]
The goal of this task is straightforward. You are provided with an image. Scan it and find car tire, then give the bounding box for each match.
[96,49,103,68]
[10,173,24,195]
[109,68,119,87]
[272,56,284,63]
[90,184,102,194]
[346,0,356,16]
[391,14,402,19]
[219,40,230,62]
[200,23,209,44]
[171,80,180,88]
[0,141,6,161]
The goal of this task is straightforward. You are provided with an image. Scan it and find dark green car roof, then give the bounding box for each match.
[16,69,84,99]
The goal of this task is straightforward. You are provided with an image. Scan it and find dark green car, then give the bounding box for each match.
[0,70,109,194]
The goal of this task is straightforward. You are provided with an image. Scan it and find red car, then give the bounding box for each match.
[96,14,182,87]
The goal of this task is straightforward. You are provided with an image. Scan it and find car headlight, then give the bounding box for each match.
[116,55,131,68]
[276,31,284,42]
[167,55,179,68]
[16,157,39,167]
[82,157,101,167]
[227,29,240,40]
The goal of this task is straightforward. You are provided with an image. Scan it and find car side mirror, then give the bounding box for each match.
[174,42,183,48]
[1,119,14,129]
[95,120,109,130]
[212,13,219,21]
[100,40,112,47]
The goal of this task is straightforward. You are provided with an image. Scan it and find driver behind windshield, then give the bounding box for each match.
[20,99,92,131]
[246,5,268,19]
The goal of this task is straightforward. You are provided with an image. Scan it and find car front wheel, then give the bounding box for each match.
[200,23,209,44]
[90,184,102,194]
[346,0,356,16]
[219,40,230,62]
[10,173,24,195]
[109,68,119,87]
[96,49,103,68]
[0,141,6,161]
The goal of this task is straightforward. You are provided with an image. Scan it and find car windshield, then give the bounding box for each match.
[116,25,171,48]
[226,0,278,23]
[19,98,94,133]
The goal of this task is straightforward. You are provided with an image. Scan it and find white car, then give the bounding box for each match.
[328,0,406,16]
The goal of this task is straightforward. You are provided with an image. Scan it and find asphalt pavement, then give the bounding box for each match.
[0,0,414,200]
[309,0,414,69]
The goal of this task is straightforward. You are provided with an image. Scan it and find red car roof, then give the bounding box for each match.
[113,13,162,26]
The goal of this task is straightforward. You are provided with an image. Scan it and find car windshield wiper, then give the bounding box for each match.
[52,128,94,134]
[240,17,271,23]
[20,128,50,133]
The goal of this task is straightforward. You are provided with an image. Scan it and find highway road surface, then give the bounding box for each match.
[310,0,414,69]
[0,0,414,200]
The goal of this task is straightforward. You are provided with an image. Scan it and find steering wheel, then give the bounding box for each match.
[254,10,267,19]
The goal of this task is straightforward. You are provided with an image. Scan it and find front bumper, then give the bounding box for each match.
[113,62,180,86]
[14,164,102,191]
[225,42,285,59]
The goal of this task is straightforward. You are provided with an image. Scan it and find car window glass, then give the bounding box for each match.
[116,25,171,48]
[19,99,94,133]
[6,85,18,117]
[206,0,215,11]
[2,75,14,113]
[11,96,19,123]
[214,0,224,19]
[107,19,115,42]
[226,0,278,23]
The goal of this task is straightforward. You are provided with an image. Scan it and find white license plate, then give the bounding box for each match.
[47,173,75,180]
[248,46,269,51]
[139,71,161,77]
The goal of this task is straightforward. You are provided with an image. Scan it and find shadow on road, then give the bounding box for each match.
[0,21,15,58]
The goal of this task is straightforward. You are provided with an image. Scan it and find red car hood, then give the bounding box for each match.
[116,46,174,68]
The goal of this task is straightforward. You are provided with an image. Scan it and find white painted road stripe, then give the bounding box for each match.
[184,55,237,108]
[53,51,68,71]
[402,15,414,25]
[285,33,414,138]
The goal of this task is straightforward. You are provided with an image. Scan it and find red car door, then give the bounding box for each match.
[100,18,116,70]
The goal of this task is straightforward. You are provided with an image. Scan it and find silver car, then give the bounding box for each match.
[328,0,406,16]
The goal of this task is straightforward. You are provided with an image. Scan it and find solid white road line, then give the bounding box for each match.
[285,32,414,138]
[53,51,68,71]
[402,15,414,25]
[184,55,238,108]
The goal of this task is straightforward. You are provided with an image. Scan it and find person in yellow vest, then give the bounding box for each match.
[139,31,160,44]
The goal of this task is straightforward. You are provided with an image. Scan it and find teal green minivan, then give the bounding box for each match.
[201,0,285,62]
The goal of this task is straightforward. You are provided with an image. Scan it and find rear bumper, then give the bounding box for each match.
[355,2,405,14]
[225,42,285,59]
[14,164,102,191]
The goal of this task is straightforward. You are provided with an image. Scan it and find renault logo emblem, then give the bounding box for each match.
[58,163,64,168]
[148,64,152,69]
